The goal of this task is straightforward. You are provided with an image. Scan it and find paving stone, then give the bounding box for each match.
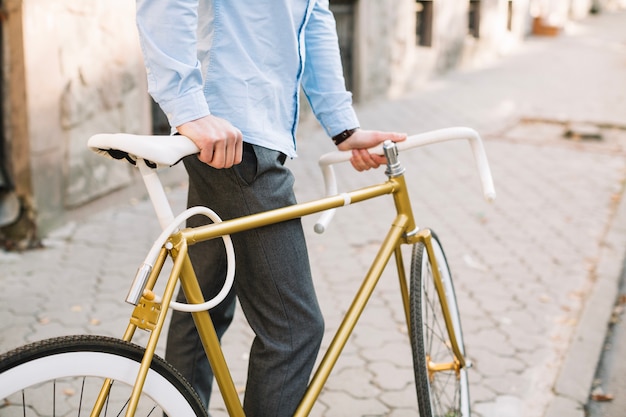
[313,391,389,417]
[469,372,498,404]
[473,395,527,417]
[386,407,421,417]
[377,383,419,411]
[482,372,531,396]
[368,360,414,391]
[359,339,413,368]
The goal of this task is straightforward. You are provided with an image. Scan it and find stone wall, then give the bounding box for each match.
[21,0,150,231]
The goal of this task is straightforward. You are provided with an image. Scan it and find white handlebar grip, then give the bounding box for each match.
[314,209,336,234]
[394,127,496,202]
[463,128,497,202]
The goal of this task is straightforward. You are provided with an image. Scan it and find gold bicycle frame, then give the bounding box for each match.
[104,156,467,417]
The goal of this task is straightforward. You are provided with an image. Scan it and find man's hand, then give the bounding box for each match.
[177,115,243,169]
[337,129,407,171]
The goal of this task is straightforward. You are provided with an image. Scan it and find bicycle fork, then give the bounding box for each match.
[385,140,468,378]
[297,141,467,414]
[413,229,468,377]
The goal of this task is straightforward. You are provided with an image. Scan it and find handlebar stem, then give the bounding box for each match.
[383,141,405,178]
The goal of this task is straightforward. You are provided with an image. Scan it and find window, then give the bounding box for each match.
[415,1,433,47]
[507,0,514,31]
[330,0,356,93]
[468,0,480,38]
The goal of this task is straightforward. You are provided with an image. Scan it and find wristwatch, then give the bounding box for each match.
[332,128,359,146]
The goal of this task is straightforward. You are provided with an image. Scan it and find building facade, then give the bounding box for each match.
[0,0,609,245]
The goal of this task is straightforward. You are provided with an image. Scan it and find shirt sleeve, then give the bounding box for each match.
[301,0,360,138]
[135,0,210,127]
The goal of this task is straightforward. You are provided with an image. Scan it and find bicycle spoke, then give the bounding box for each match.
[432,372,460,414]
[77,378,85,417]
[423,266,453,356]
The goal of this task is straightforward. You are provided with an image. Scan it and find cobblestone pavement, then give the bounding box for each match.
[1,9,626,417]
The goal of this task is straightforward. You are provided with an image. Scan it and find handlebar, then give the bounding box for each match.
[314,127,496,233]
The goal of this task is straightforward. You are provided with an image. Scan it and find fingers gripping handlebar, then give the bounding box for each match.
[314,127,496,233]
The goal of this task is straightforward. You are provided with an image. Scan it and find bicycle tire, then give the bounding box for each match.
[410,232,470,417]
[0,335,207,417]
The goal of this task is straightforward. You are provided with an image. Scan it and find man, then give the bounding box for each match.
[135,1,406,416]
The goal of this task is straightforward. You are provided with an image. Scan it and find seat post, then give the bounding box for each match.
[137,160,176,231]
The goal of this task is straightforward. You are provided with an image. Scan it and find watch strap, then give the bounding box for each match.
[332,128,359,146]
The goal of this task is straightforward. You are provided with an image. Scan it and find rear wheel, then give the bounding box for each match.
[410,232,470,417]
[0,335,207,417]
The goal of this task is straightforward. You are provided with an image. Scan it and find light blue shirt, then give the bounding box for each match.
[136,0,360,158]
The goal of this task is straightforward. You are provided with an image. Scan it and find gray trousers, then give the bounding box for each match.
[165,143,324,417]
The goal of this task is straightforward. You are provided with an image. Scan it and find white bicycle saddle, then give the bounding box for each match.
[88,133,199,168]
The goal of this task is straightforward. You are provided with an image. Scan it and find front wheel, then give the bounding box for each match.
[0,335,207,417]
[410,232,470,417]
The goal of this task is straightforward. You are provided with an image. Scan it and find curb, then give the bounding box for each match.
[545,184,626,416]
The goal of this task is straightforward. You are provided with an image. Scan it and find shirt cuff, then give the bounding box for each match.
[159,90,211,128]
[319,106,360,138]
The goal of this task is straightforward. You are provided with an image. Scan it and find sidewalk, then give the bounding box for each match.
[2,10,626,417]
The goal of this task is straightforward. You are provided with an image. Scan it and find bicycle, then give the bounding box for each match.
[0,127,495,417]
